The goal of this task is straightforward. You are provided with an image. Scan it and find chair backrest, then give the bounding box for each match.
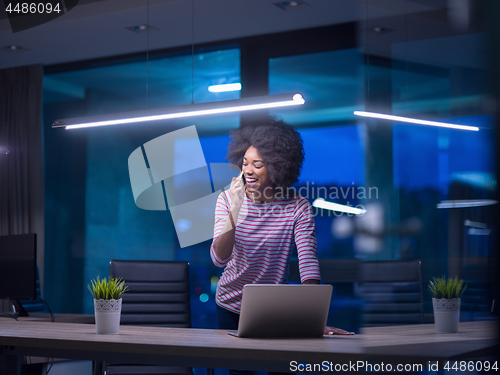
[109,260,191,328]
[288,259,362,332]
[356,260,424,326]
[288,259,360,283]
[461,263,491,315]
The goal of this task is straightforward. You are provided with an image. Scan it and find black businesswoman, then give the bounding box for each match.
[209,117,354,373]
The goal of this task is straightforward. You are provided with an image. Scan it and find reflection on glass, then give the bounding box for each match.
[43,48,241,315]
[269,49,363,126]
[354,111,479,131]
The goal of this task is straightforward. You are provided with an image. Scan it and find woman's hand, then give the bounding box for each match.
[212,173,245,260]
[324,326,355,335]
[229,173,246,211]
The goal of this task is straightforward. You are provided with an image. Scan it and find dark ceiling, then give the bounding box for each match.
[0,0,481,70]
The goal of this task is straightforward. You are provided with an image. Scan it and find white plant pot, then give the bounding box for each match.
[432,298,460,333]
[94,298,122,334]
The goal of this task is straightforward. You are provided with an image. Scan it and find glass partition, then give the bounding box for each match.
[43,48,240,317]
[41,12,497,335]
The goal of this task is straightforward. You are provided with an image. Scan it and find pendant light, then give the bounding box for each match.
[53,93,305,129]
[354,111,479,131]
[52,0,305,130]
[355,1,476,132]
[312,198,367,215]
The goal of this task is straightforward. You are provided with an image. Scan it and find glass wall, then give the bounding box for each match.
[389,31,496,316]
[269,49,366,331]
[42,9,496,338]
[266,20,496,326]
[43,48,240,320]
[269,48,366,259]
[357,7,496,320]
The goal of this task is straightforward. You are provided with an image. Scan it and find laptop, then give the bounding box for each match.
[228,284,332,338]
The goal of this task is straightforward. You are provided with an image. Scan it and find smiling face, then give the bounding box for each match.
[242,146,274,202]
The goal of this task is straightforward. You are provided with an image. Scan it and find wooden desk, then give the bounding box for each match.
[362,321,498,363]
[0,320,497,374]
[0,313,94,324]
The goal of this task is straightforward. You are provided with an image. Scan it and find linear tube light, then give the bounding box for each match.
[53,93,305,130]
[312,198,366,215]
[437,199,498,209]
[468,228,491,236]
[463,220,488,228]
[208,83,241,92]
[353,111,479,131]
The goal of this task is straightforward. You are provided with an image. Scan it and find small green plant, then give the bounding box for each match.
[88,276,128,300]
[428,276,467,299]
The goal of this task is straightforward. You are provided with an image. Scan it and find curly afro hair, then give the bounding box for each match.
[226,116,305,190]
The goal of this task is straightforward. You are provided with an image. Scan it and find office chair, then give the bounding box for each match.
[461,263,493,319]
[288,258,360,283]
[355,260,424,326]
[105,260,192,375]
[288,259,362,332]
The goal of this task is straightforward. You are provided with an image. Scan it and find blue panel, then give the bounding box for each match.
[299,126,365,187]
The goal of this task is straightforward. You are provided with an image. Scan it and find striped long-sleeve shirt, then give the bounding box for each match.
[210,190,321,314]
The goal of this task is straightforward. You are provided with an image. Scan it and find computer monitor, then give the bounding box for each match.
[0,233,37,316]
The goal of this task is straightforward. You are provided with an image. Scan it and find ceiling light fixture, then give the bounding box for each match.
[368,26,393,35]
[52,93,305,129]
[273,1,310,10]
[437,199,498,209]
[468,228,491,235]
[3,45,29,53]
[354,111,479,131]
[208,83,241,93]
[126,24,159,34]
[463,220,488,228]
[312,198,366,216]
[53,0,305,131]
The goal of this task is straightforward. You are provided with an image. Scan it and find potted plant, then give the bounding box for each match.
[428,276,467,333]
[88,276,128,334]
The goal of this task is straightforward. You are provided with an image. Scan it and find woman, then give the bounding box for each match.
[210,117,353,341]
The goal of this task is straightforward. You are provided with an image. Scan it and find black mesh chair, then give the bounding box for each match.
[356,260,424,326]
[288,259,362,332]
[461,263,493,319]
[104,260,192,375]
[288,259,360,284]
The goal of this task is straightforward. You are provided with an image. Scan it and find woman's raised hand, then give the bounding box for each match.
[230,172,245,210]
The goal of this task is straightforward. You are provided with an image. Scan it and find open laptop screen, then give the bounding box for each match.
[229,284,332,338]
